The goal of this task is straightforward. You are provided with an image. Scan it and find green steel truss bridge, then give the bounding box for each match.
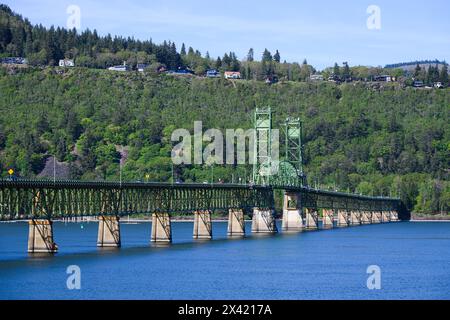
[0,179,407,221]
[0,107,409,222]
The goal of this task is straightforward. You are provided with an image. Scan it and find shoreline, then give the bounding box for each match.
[2,218,449,223]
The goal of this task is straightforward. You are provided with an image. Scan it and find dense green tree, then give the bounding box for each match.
[262,49,272,62]
[333,62,340,76]
[247,48,254,62]
[439,63,448,86]
[342,62,350,79]
[273,50,280,63]
[414,63,421,77]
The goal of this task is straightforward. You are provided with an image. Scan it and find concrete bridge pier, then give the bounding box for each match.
[28,219,58,253]
[151,212,172,243]
[281,193,303,232]
[322,209,334,229]
[390,210,399,221]
[361,211,371,224]
[337,210,349,227]
[227,209,245,237]
[371,211,381,223]
[97,215,121,247]
[252,208,277,233]
[367,211,374,223]
[305,208,318,230]
[193,210,213,240]
[382,211,390,222]
[350,211,361,226]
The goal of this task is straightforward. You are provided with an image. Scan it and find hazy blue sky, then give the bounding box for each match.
[3,0,449,69]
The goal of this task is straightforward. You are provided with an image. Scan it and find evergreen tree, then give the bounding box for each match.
[342,62,350,79]
[262,49,272,62]
[414,63,421,78]
[215,57,222,70]
[273,50,280,63]
[247,48,254,62]
[180,43,186,55]
[439,63,448,86]
[333,62,340,76]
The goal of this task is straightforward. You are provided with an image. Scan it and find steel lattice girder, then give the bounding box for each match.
[0,180,403,221]
[0,180,274,220]
[283,186,401,211]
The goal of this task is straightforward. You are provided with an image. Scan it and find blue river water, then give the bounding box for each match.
[0,220,449,300]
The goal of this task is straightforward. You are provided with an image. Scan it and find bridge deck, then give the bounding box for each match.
[0,179,406,221]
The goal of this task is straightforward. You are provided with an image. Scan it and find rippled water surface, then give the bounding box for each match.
[0,221,449,299]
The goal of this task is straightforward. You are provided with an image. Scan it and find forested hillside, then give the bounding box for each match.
[0,66,448,214]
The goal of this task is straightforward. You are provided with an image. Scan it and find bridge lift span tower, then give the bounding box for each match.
[252,107,307,187]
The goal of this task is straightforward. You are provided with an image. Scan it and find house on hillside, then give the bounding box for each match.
[137,63,148,72]
[206,69,220,78]
[265,75,278,84]
[373,75,392,82]
[327,74,341,83]
[1,57,27,65]
[157,65,167,73]
[413,80,424,87]
[167,68,194,75]
[108,62,129,72]
[310,74,324,81]
[224,71,241,79]
[59,59,74,67]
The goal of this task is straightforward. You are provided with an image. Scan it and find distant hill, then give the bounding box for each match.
[385,60,448,72]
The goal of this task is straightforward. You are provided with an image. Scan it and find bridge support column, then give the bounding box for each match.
[227,209,245,237]
[350,211,361,226]
[97,215,121,247]
[371,211,381,223]
[390,210,399,222]
[28,219,58,253]
[281,193,302,232]
[337,210,349,227]
[252,208,277,233]
[382,211,390,223]
[151,213,172,243]
[361,211,371,224]
[322,209,334,229]
[305,208,318,230]
[193,210,212,240]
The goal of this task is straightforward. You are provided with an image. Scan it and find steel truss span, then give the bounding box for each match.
[0,180,274,220]
[0,179,406,221]
[286,186,403,212]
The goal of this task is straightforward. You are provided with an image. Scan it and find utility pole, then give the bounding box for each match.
[119,160,122,187]
[53,156,56,184]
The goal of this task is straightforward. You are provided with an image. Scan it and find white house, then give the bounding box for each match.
[59,59,75,67]
[108,62,129,72]
[310,74,324,81]
[224,71,241,79]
